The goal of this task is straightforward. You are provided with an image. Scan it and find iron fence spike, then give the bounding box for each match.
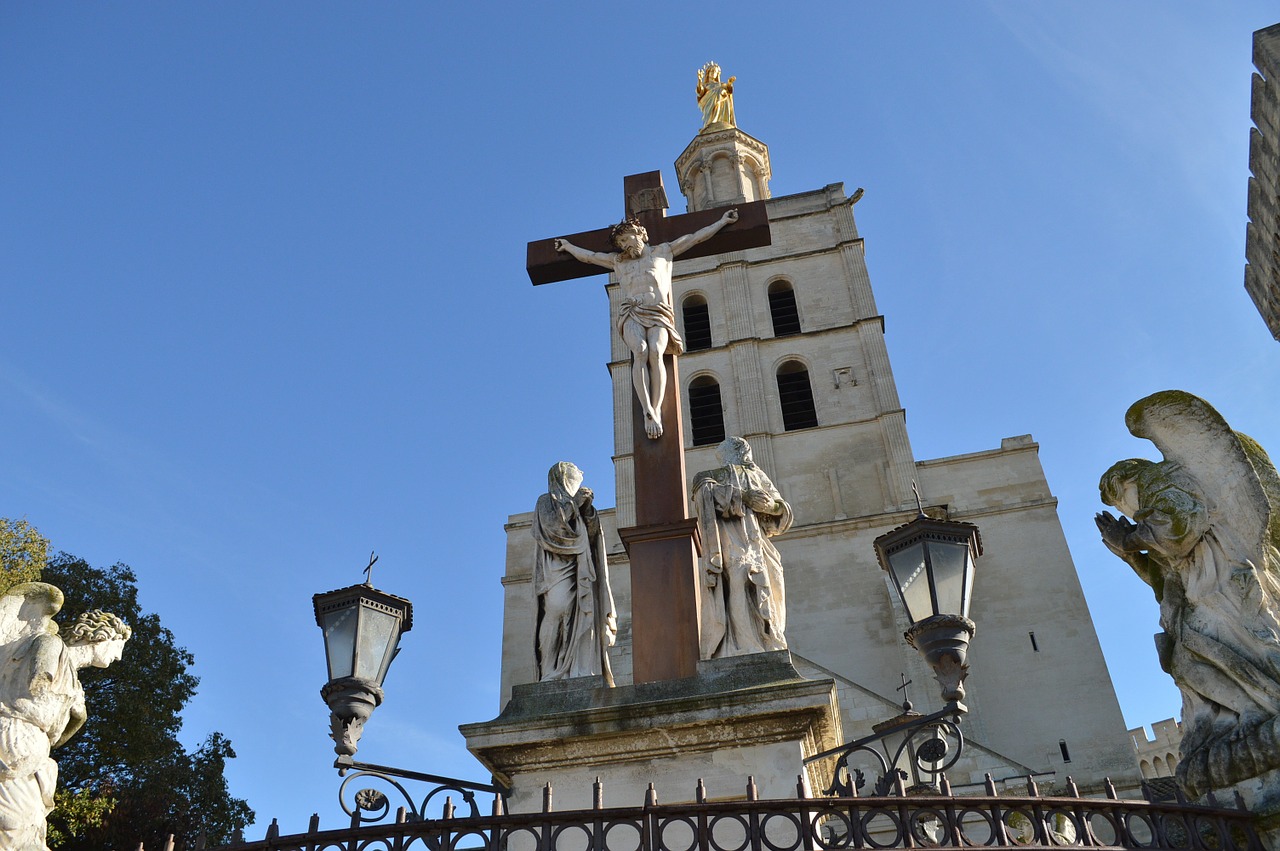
[594,777,604,810]
[1026,776,1039,797]
[646,783,658,808]
[747,776,758,802]
[1066,776,1079,797]
[445,795,456,819]
[544,782,554,813]
[1104,778,1118,800]
[398,806,408,823]
[796,775,807,799]
[697,778,707,804]
[984,773,997,796]
[939,774,951,796]
[309,813,321,833]
[266,819,280,840]
[165,835,176,851]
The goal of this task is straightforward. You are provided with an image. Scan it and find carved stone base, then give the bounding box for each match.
[460,651,841,813]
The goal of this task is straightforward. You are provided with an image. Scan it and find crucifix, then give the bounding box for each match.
[527,171,771,683]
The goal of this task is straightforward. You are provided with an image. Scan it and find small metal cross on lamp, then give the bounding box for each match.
[873,486,982,713]
[313,553,413,765]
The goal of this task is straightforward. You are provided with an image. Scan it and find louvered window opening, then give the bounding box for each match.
[768,286,801,337]
[689,379,726,446]
[777,367,818,431]
[683,299,712,351]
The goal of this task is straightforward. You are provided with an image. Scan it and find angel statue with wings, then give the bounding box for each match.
[1096,390,1280,799]
[0,582,130,850]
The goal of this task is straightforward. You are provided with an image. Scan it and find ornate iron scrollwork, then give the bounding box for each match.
[806,706,964,797]
[335,756,507,823]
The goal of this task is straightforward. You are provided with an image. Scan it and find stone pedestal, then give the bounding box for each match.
[460,651,841,812]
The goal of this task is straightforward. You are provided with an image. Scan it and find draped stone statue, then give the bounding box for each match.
[1095,390,1280,800]
[0,583,130,850]
[696,62,736,132]
[532,462,617,686]
[693,437,793,659]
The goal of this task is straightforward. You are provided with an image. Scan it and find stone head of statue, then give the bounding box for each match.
[715,437,753,467]
[1099,458,1153,519]
[66,609,132,668]
[610,217,649,258]
[548,461,584,502]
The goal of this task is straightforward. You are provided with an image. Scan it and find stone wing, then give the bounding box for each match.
[1125,390,1278,572]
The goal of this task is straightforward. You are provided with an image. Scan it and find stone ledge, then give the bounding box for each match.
[460,651,842,786]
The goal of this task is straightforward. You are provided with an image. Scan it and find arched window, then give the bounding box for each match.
[768,281,801,337]
[688,376,726,447]
[1153,756,1166,778]
[776,361,818,431]
[1140,760,1153,779]
[682,295,712,351]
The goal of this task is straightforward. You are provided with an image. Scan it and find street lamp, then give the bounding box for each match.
[873,504,982,711]
[314,567,413,764]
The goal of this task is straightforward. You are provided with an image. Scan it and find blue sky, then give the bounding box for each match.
[2,2,1278,835]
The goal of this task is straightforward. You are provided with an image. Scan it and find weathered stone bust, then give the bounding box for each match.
[1096,390,1280,806]
[0,583,130,850]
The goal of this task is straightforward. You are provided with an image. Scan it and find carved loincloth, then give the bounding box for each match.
[617,298,685,355]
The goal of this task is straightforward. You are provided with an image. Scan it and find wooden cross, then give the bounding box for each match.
[527,171,772,683]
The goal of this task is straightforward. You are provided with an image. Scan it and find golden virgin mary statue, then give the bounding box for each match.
[696,62,736,132]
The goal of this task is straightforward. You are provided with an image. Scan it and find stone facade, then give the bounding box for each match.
[486,124,1142,804]
[1131,718,1182,780]
[1247,22,1280,342]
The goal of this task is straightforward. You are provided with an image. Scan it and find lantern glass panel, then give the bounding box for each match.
[963,552,975,617]
[355,606,399,684]
[322,607,357,680]
[927,539,971,617]
[889,542,932,623]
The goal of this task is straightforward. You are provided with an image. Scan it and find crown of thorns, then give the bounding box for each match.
[610,217,648,248]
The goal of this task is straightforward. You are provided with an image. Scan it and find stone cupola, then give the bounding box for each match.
[675,127,772,213]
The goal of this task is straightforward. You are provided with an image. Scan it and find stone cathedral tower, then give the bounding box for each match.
[480,98,1141,804]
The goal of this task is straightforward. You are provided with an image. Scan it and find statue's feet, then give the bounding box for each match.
[644,412,663,439]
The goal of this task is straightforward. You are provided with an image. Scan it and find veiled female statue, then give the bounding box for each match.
[693,437,793,659]
[1096,390,1280,797]
[532,462,617,685]
[696,62,736,133]
[0,583,130,850]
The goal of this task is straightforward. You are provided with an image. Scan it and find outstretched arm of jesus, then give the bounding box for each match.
[554,238,617,269]
[668,208,738,257]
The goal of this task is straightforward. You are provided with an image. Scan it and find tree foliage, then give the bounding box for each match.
[0,517,50,593]
[41,554,253,849]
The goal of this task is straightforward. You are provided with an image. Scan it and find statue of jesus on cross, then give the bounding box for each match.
[555,208,738,439]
